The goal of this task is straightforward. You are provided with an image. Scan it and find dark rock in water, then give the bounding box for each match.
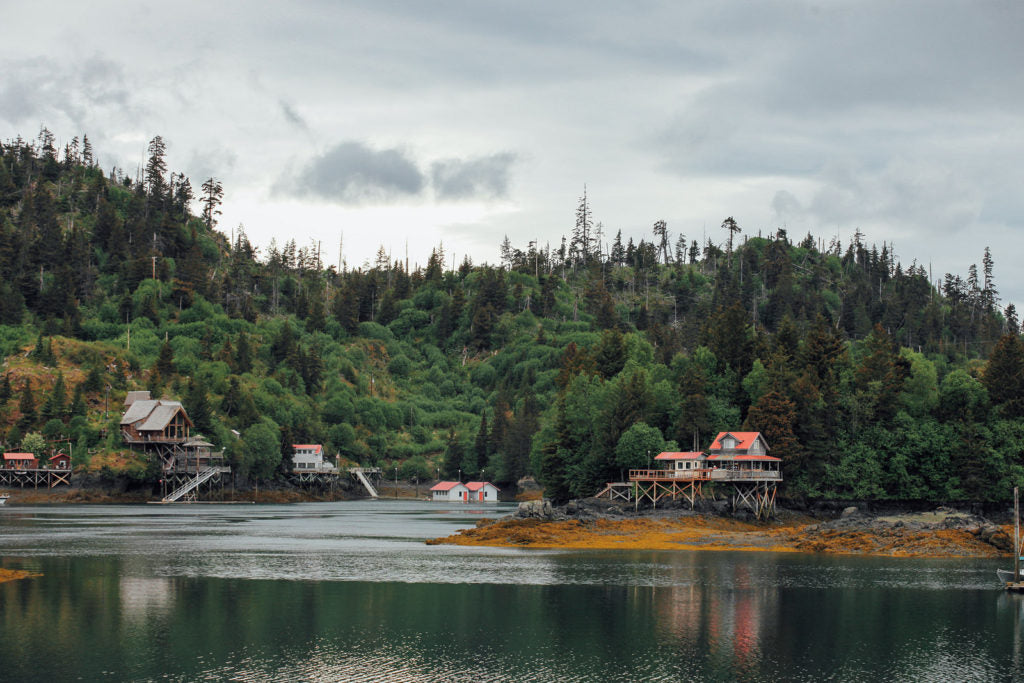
[515,499,558,520]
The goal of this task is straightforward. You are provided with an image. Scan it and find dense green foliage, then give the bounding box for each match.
[1,129,1022,503]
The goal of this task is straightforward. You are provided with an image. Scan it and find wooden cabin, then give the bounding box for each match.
[49,451,71,470]
[654,451,707,474]
[3,453,38,470]
[430,481,469,502]
[120,397,193,444]
[464,481,500,502]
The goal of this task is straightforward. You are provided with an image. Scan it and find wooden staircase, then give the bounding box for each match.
[348,467,379,498]
[162,466,222,503]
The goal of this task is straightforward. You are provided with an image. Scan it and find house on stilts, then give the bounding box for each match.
[597,431,782,518]
[120,391,229,501]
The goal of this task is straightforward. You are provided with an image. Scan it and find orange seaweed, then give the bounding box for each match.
[428,515,1008,559]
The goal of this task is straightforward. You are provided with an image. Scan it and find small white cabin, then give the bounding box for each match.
[464,481,500,502]
[431,481,469,502]
[654,451,707,472]
[292,444,335,472]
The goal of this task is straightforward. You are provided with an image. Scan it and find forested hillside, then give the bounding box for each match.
[2,130,1023,503]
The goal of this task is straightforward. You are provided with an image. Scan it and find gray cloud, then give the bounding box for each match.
[278,100,308,131]
[188,147,239,187]
[278,141,425,204]
[431,152,517,200]
[0,54,137,130]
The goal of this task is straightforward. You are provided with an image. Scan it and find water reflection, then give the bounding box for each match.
[2,503,1022,681]
[119,576,174,623]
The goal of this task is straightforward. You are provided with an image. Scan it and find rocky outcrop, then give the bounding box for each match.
[515,499,559,520]
[794,506,1014,554]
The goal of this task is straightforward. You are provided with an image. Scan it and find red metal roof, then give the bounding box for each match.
[465,481,500,491]
[734,454,782,462]
[654,452,705,460]
[430,481,465,491]
[3,453,37,460]
[709,432,765,450]
[293,444,323,454]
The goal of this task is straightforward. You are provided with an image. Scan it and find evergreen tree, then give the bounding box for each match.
[41,370,67,421]
[144,135,168,200]
[743,389,802,483]
[155,338,176,377]
[1006,304,1020,336]
[722,216,740,254]
[69,382,86,417]
[984,334,1024,418]
[674,363,711,450]
[442,429,465,480]
[652,220,670,264]
[474,413,490,472]
[585,278,617,329]
[200,177,224,230]
[183,379,214,436]
[235,332,253,373]
[17,381,36,432]
[594,328,626,379]
[537,396,573,504]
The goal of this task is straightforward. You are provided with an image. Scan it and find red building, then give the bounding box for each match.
[3,453,38,470]
[49,451,71,470]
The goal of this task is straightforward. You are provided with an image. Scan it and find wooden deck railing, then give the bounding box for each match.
[629,468,782,482]
[121,430,190,444]
[629,468,712,481]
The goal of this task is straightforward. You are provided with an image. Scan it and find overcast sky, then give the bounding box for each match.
[2,1,1023,306]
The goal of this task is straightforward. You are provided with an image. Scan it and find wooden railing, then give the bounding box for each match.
[121,430,190,444]
[629,468,712,481]
[630,468,782,482]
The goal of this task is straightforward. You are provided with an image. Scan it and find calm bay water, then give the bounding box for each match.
[1,501,1022,681]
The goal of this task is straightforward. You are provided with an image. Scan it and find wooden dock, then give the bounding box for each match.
[0,467,72,489]
[594,467,782,519]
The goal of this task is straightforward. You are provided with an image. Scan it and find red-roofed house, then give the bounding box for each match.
[654,451,707,475]
[708,432,769,454]
[464,481,500,502]
[292,444,335,472]
[430,481,469,502]
[707,432,781,476]
[3,453,38,470]
[49,451,71,470]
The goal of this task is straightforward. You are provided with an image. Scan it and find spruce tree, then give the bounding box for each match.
[155,339,176,378]
[41,371,67,421]
[17,381,36,432]
[235,332,253,373]
[183,379,213,436]
[69,382,86,417]
[983,334,1024,418]
[474,413,490,472]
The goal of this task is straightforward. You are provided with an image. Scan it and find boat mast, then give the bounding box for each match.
[1016,486,1020,582]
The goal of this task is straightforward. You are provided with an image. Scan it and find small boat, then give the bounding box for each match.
[998,568,1021,584]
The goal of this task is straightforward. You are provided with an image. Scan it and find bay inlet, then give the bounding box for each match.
[0,501,1019,681]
